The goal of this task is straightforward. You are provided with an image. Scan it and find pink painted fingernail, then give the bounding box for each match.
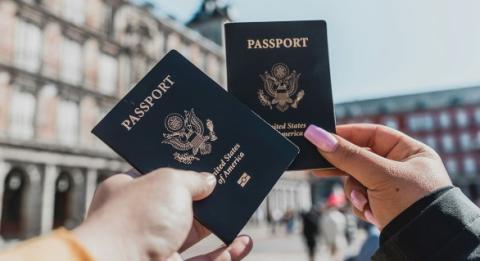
[350,190,367,211]
[364,210,380,227]
[304,125,338,152]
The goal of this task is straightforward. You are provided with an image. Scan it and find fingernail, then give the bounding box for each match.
[350,190,367,211]
[304,125,338,152]
[237,235,251,245]
[364,210,380,227]
[203,173,217,186]
[230,235,252,256]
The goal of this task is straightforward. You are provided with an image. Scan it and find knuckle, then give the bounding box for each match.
[152,168,178,182]
[96,174,123,193]
[339,143,362,161]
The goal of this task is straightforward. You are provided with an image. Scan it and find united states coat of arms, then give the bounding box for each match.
[161,109,217,164]
[258,63,305,112]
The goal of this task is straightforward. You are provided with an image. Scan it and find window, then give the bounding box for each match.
[424,135,437,150]
[441,134,455,153]
[9,91,36,140]
[407,116,417,131]
[154,33,165,57]
[14,20,42,72]
[57,100,79,145]
[445,158,458,175]
[167,33,180,50]
[424,115,434,130]
[383,117,399,129]
[63,0,85,25]
[475,108,480,125]
[173,40,189,59]
[119,56,132,92]
[408,114,434,132]
[98,54,118,95]
[102,3,113,34]
[463,157,477,177]
[476,131,480,149]
[456,109,469,128]
[206,54,220,83]
[61,39,83,85]
[459,132,472,151]
[439,112,451,129]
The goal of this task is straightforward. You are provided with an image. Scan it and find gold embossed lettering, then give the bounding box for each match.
[247,37,309,49]
[121,75,176,131]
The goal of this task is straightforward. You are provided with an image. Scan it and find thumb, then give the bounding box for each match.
[304,125,391,188]
[186,236,253,261]
[151,169,217,201]
[183,172,217,201]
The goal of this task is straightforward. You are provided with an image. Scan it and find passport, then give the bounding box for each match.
[92,50,299,244]
[225,20,336,170]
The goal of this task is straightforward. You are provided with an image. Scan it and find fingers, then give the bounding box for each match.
[98,173,134,193]
[179,220,211,252]
[343,176,380,227]
[181,171,217,201]
[336,124,424,160]
[226,236,253,260]
[166,253,183,261]
[364,208,380,227]
[88,174,134,214]
[312,168,347,177]
[186,236,253,261]
[344,177,367,211]
[150,169,217,201]
[305,125,392,188]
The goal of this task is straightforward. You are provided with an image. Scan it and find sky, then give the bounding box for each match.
[139,0,480,103]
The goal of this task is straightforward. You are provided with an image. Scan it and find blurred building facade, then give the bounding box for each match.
[0,0,311,243]
[335,86,480,205]
[0,0,226,242]
[187,0,232,45]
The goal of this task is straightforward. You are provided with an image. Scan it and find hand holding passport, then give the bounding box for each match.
[92,20,335,248]
[75,168,253,261]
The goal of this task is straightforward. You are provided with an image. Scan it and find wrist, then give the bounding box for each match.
[379,186,454,243]
[72,219,142,261]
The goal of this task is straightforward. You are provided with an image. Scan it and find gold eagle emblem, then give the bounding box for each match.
[161,109,217,164]
[258,63,305,112]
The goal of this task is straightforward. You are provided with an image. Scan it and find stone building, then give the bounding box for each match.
[187,0,232,46]
[0,0,224,242]
[335,86,480,205]
[0,0,312,242]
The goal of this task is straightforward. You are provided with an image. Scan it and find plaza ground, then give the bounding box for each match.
[183,224,367,261]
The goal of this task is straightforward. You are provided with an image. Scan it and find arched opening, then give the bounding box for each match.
[1,168,29,239]
[53,172,74,229]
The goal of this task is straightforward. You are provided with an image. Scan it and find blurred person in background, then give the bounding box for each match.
[354,223,380,261]
[0,169,253,261]
[282,209,295,234]
[301,206,320,261]
[320,192,347,260]
[305,123,480,260]
[270,208,283,235]
[341,204,358,246]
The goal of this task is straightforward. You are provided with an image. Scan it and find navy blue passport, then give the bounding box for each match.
[225,20,336,170]
[92,50,299,244]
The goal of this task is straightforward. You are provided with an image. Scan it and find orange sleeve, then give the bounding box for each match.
[0,228,94,261]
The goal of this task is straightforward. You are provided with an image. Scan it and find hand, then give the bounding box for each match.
[304,124,452,229]
[73,168,253,261]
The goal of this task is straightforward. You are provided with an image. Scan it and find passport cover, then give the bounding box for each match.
[92,50,299,244]
[225,20,336,170]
